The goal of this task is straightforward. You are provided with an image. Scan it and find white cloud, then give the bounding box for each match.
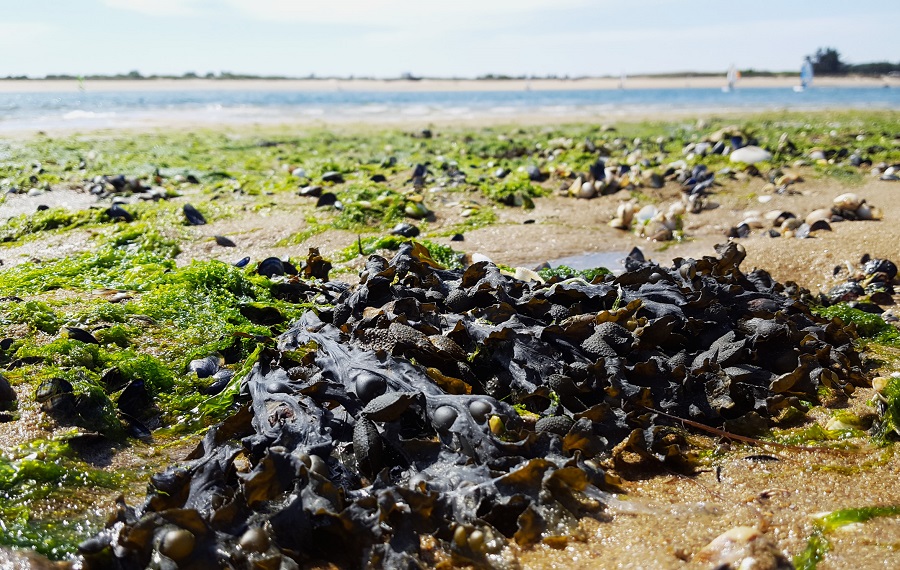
[103,0,204,17]
[223,0,589,27]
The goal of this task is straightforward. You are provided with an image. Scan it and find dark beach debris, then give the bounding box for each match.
[79,242,868,569]
[214,235,236,247]
[61,326,99,345]
[390,222,420,238]
[0,372,17,410]
[183,203,207,225]
[321,171,345,184]
[106,203,133,222]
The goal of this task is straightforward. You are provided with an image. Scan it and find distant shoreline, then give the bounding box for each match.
[1,75,897,93]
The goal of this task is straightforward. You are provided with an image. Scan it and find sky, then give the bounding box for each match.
[2,0,899,78]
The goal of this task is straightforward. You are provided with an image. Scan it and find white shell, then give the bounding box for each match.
[635,205,658,223]
[856,204,882,220]
[514,267,545,283]
[617,202,635,225]
[567,176,583,197]
[833,192,862,210]
[805,209,832,225]
[780,218,803,232]
[667,201,686,217]
[578,181,596,199]
[740,217,765,229]
[730,146,772,164]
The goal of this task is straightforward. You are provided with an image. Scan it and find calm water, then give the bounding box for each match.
[1,86,898,132]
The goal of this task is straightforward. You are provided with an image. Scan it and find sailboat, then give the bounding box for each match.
[794,58,814,92]
[722,65,739,92]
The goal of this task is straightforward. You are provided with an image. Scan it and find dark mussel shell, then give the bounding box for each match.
[257,257,285,278]
[183,203,207,225]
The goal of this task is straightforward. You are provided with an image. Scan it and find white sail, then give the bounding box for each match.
[723,65,738,92]
[795,58,814,92]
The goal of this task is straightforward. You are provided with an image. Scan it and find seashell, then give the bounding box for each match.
[730,146,772,164]
[189,355,222,378]
[0,373,16,408]
[863,258,898,280]
[608,217,629,230]
[809,149,826,161]
[617,202,635,225]
[694,526,790,569]
[779,218,803,232]
[644,222,672,241]
[183,203,207,226]
[514,267,544,283]
[805,209,832,225]
[577,181,596,199]
[471,252,492,264]
[404,202,430,219]
[808,219,831,232]
[62,326,99,345]
[107,204,133,222]
[257,257,285,278]
[635,205,657,224]
[567,176,584,197]
[855,203,882,220]
[667,201,686,217]
[833,192,862,211]
[740,217,764,229]
[390,222,420,238]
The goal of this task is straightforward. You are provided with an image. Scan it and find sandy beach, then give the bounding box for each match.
[1,75,898,94]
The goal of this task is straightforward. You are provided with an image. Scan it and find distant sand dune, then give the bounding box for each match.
[0,75,897,93]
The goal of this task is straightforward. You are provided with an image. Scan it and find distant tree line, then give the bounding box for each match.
[3,51,899,81]
[3,71,296,81]
[809,47,900,76]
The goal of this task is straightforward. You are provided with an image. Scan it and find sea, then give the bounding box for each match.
[1,85,898,133]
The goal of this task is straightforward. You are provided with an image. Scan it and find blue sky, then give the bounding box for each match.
[2,0,898,78]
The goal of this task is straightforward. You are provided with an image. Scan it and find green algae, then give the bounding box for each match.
[0,438,129,559]
[335,236,464,269]
[0,111,898,562]
[0,207,107,243]
[875,376,900,441]
[794,506,900,569]
[538,265,611,282]
[813,304,900,345]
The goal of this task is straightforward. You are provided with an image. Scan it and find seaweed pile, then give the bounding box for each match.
[77,242,867,569]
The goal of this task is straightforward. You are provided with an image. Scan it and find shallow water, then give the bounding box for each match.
[1,86,898,132]
[546,250,632,274]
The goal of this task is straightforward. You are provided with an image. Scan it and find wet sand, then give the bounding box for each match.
[2,119,900,568]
